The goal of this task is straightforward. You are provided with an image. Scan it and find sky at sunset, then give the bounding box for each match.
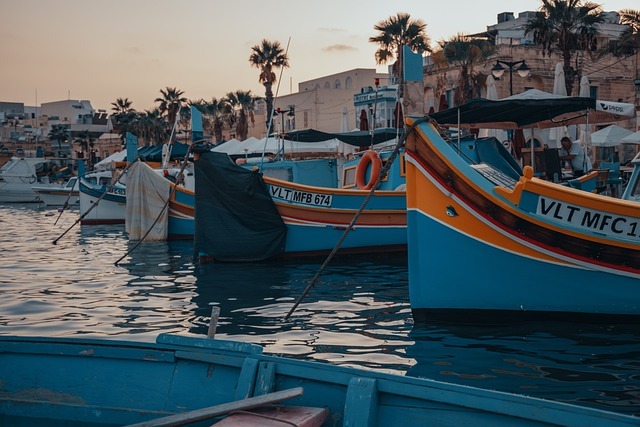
[0,0,634,111]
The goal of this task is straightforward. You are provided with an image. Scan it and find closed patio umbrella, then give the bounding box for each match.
[549,63,568,147]
[359,109,369,131]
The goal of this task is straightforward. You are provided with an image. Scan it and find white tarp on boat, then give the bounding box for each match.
[95,151,126,171]
[125,162,170,241]
[213,136,343,156]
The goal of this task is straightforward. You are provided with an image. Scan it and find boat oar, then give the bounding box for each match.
[53,176,81,226]
[284,117,428,320]
[124,387,303,427]
[52,161,135,245]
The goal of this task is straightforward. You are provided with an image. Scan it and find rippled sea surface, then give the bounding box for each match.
[0,204,639,416]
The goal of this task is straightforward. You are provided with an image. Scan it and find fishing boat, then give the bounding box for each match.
[79,170,128,224]
[194,131,407,262]
[0,156,72,203]
[80,131,192,226]
[1,333,637,427]
[31,176,79,207]
[403,93,639,324]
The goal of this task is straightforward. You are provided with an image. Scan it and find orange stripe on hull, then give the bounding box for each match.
[274,202,406,226]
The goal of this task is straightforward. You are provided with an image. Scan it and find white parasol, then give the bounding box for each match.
[590,125,634,147]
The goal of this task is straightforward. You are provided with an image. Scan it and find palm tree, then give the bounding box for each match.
[249,39,289,130]
[525,0,604,95]
[369,12,431,100]
[154,87,187,125]
[111,97,133,115]
[610,9,640,56]
[110,97,137,143]
[47,124,69,153]
[202,98,231,143]
[439,34,495,104]
[133,109,168,145]
[74,130,96,168]
[225,90,257,140]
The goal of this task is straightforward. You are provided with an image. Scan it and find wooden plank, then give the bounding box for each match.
[344,377,378,427]
[213,405,328,426]
[124,387,303,427]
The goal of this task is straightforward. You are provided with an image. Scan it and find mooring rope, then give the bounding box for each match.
[284,117,429,320]
[52,160,136,245]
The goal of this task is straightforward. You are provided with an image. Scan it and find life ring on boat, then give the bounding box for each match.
[356,150,382,190]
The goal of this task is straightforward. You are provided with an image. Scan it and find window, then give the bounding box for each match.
[345,76,353,89]
[589,86,598,99]
[342,166,357,188]
[324,82,331,89]
[334,79,341,89]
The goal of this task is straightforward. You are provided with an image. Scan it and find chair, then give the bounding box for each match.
[594,169,610,194]
[600,161,623,197]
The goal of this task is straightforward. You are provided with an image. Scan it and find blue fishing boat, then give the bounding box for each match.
[1,333,637,426]
[403,93,639,324]
[194,134,407,262]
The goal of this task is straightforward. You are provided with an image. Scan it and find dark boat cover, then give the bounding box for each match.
[137,142,189,162]
[194,151,286,262]
[283,128,403,147]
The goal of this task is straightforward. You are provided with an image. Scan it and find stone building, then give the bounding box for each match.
[422,10,640,162]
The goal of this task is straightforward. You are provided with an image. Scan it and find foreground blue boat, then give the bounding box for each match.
[1,333,638,426]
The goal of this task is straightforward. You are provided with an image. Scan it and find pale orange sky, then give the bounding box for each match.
[0,0,633,111]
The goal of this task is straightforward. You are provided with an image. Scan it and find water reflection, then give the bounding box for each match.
[2,204,639,415]
[406,322,640,415]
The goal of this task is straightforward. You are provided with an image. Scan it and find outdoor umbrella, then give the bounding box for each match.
[479,75,500,139]
[577,76,590,145]
[359,109,369,131]
[438,94,448,112]
[590,125,634,147]
[549,63,568,147]
[621,130,640,144]
[394,101,404,128]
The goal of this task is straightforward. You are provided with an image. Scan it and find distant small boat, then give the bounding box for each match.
[0,156,72,203]
[32,176,79,207]
[79,170,127,225]
[1,333,637,426]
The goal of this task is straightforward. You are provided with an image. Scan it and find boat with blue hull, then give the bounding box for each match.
[1,333,638,426]
[403,94,639,323]
[194,145,407,262]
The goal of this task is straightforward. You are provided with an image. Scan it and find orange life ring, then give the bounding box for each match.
[356,150,382,190]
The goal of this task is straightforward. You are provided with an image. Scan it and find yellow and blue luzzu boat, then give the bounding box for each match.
[404,106,639,324]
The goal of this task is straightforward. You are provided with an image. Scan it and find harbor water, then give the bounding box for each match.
[0,204,638,416]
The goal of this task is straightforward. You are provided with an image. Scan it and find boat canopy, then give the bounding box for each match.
[430,89,635,129]
[283,128,403,147]
[138,141,189,162]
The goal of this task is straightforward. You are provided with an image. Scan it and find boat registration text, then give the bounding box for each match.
[270,185,333,207]
[537,196,639,240]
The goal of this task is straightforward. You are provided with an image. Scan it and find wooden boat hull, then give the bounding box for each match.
[168,184,195,239]
[194,151,407,261]
[79,178,126,225]
[265,177,406,256]
[1,333,637,426]
[404,117,640,323]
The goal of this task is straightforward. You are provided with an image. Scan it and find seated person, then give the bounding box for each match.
[559,137,592,177]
